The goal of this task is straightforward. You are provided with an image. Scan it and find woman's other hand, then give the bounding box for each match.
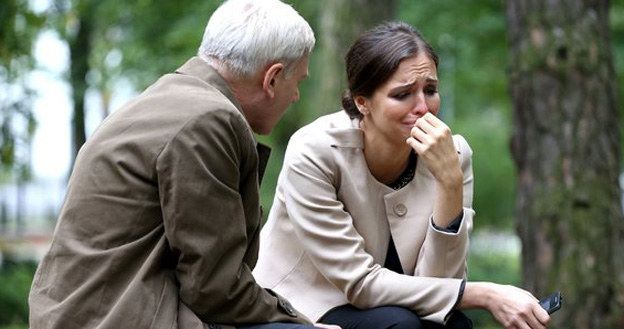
[461,282,551,329]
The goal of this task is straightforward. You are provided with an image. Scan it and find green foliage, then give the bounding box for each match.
[0,261,37,326]
[0,0,44,183]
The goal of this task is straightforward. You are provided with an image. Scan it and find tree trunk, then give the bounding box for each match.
[69,1,94,171]
[506,1,624,328]
[316,0,396,116]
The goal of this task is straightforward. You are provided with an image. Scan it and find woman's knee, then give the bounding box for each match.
[380,306,423,329]
[442,311,472,329]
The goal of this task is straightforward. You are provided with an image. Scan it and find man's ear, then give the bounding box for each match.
[354,95,370,116]
[262,62,284,99]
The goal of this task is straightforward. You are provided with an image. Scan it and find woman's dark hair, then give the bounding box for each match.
[342,22,439,120]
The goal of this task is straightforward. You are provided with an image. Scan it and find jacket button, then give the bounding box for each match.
[278,298,298,317]
[393,203,407,217]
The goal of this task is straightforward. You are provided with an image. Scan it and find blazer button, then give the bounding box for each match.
[278,298,298,317]
[393,203,408,217]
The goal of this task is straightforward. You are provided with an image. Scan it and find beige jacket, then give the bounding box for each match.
[29,57,307,329]
[253,111,475,324]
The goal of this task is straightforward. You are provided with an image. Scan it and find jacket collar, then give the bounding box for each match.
[326,112,433,178]
[175,56,243,116]
[176,57,272,178]
[327,114,364,149]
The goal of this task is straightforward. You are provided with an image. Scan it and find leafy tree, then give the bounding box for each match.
[0,0,44,181]
[48,0,222,169]
[0,0,44,234]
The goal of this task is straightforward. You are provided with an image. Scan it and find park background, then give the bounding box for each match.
[1,0,624,328]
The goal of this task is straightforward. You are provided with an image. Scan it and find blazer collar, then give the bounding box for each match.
[328,115,364,149]
[175,56,243,115]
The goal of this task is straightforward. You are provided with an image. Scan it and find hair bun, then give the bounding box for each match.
[342,89,362,120]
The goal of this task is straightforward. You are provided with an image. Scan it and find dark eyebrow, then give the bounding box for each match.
[390,77,438,92]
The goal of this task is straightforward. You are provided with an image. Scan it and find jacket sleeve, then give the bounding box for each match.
[280,131,464,324]
[414,134,475,279]
[156,109,309,325]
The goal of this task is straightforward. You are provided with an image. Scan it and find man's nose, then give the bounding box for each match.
[292,89,300,103]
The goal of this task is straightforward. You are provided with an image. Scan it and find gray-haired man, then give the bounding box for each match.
[29,1,337,328]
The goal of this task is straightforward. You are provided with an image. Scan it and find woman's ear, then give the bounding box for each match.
[354,95,370,116]
[262,62,284,99]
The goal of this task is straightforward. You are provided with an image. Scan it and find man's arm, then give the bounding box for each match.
[156,109,308,325]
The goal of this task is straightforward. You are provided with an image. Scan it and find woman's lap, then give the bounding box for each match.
[237,323,318,329]
[319,304,472,329]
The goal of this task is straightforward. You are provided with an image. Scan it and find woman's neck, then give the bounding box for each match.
[360,121,412,185]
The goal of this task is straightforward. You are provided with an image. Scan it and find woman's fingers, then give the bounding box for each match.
[406,136,425,154]
[532,305,551,327]
[414,113,437,134]
[409,125,432,145]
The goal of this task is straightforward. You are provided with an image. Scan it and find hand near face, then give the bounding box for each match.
[405,112,461,187]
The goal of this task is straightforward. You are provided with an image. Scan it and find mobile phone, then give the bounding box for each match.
[539,291,562,314]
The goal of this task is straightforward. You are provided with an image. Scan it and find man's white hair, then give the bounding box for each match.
[198,0,315,78]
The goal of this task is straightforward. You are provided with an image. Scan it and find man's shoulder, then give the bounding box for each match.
[146,71,241,118]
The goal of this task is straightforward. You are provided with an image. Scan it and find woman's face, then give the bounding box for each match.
[356,53,440,144]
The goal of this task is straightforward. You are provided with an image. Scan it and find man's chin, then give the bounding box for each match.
[253,126,273,135]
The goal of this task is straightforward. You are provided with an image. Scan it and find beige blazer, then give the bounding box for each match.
[29,57,307,329]
[253,111,475,324]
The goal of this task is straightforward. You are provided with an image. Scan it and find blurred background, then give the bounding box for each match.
[1,0,623,328]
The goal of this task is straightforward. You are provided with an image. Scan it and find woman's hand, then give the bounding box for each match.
[406,112,461,185]
[461,282,551,329]
[406,112,463,227]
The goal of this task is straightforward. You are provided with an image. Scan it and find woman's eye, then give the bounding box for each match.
[425,87,438,96]
[392,92,410,100]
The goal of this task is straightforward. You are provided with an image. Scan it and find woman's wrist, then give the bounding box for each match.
[458,282,496,310]
[435,166,463,189]
[432,177,463,227]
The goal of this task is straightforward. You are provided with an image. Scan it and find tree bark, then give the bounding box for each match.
[69,1,94,171]
[506,0,624,328]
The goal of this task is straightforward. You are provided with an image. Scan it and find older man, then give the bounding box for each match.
[29,1,331,329]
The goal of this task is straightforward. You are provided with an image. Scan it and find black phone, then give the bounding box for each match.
[539,291,562,314]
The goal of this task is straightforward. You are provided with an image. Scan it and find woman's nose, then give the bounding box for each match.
[412,93,428,116]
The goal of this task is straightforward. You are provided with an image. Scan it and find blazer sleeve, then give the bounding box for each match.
[156,109,309,325]
[280,131,464,324]
[414,134,475,279]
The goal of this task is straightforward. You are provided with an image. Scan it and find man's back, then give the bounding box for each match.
[29,58,264,329]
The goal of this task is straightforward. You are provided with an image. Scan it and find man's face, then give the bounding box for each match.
[256,55,309,135]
